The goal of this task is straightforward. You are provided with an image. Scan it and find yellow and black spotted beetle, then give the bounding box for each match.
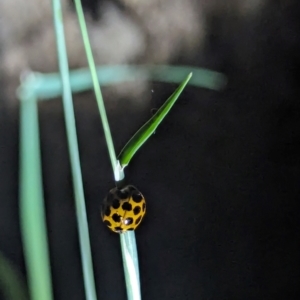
[101,185,146,233]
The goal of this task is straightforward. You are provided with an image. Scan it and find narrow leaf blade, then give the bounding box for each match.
[118,72,192,168]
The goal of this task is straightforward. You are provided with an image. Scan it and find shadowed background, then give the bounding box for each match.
[0,0,299,299]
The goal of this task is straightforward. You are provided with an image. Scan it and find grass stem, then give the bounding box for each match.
[52,1,97,299]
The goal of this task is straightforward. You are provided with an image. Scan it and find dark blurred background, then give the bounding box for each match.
[0,0,300,299]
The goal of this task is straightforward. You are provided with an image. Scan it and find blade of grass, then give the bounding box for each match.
[16,65,226,100]
[118,73,192,168]
[120,232,141,300]
[52,1,97,299]
[148,64,226,89]
[19,93,53,300]
[72,2,140,300]
[0,249,29,300]
[73,0,121,181]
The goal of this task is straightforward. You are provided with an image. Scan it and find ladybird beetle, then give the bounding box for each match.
[101,185,146,233]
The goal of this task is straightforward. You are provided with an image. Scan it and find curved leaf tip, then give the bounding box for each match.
[118,72,192,168]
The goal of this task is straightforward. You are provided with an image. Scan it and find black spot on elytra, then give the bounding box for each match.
[112,198,120,209]
[142,202,146,211]
[122,202,132,211]
[117,189,129,199]
[112,213,121,223]
[132,193,143,203]
[124,218,133,225]
[104,206,111,216]
[103,220,112,227]
[133,206,141,215]
[114,227,122,232]
[135,216,142,225]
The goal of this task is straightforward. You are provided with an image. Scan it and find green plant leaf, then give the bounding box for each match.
[52,0,98,299]
[120,232,141,300]
[16,65,226,100]
[73,0,119,181]
[118,72,192,168]
[19,96,53,300]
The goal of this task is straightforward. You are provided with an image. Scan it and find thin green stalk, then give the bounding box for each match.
[19,94,53,300]
[120,232,141,300]
[16,65,226,100]
[73,0,121,181]
[73,2,140,300]
[52,1,97,299]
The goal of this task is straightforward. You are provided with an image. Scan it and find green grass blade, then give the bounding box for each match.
[0,251,29,300]
[118,73,192,168]
[19,94,53,300]
[16,65,225,100]
[120,232,141,300]
[73,0,121,181]
[52,1,97,299]
[73,2,141,300]
[147,65,226,90]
